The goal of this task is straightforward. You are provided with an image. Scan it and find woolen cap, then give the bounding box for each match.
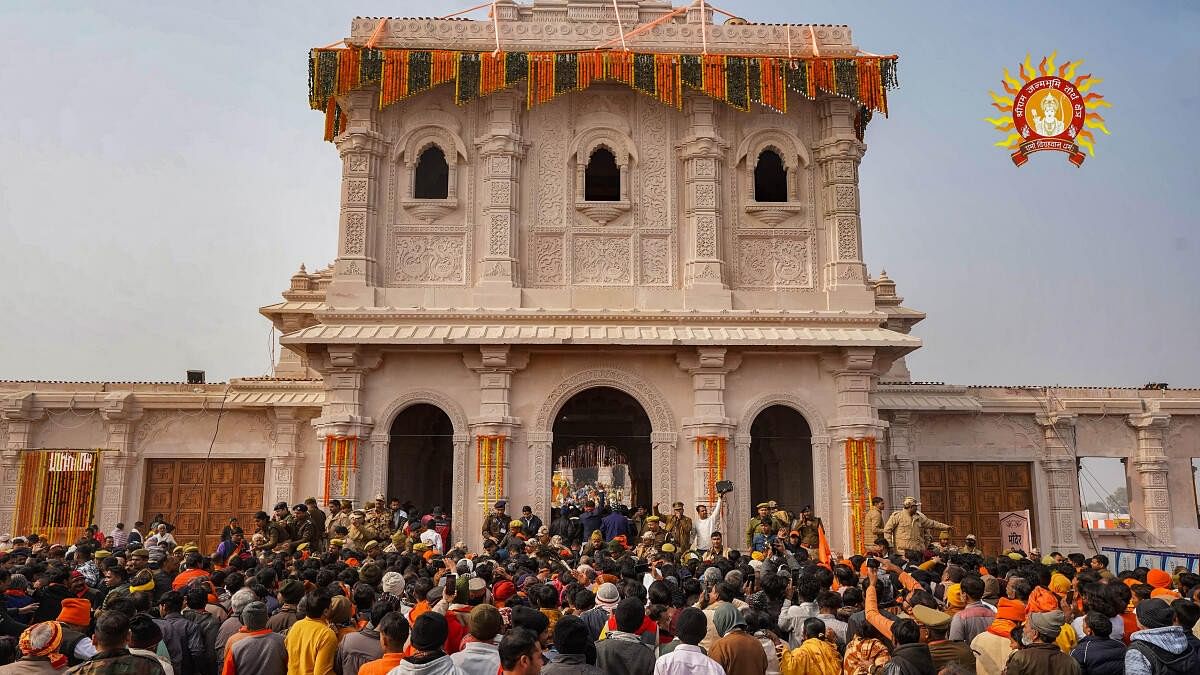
[467,604,503,641]
[57,598,91,626]
[1135,598,1175,629]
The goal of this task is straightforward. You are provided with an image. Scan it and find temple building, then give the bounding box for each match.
[3,1,1198,556]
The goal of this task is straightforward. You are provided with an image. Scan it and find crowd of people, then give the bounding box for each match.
[0,491,1198,675]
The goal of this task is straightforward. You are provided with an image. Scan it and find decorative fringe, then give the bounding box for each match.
[310,47,899,140]
[15,450,101,545]
[695,436,727,506]
[476,435,507,520]
[322,436,358,504]
[844,437,878,555]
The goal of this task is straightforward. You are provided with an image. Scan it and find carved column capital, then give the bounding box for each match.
[1126,411,1170,432]
[1034,412,1078,430]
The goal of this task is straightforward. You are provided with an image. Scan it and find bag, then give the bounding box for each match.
[1129,640,1199,675]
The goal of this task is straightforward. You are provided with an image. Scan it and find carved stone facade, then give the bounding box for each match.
[5,4,1200,556]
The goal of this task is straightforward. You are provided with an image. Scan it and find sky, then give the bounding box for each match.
[1,1,1198,387]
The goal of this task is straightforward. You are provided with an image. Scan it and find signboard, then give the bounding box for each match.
[999,510,1033,552]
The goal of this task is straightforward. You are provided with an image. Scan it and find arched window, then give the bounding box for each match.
[414,146,449,199]
[753,149,788,202]
[584,148,620,201]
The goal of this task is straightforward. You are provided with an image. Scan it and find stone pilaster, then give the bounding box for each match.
[814,98,872,310]
[0,393,43,534]
[825,348,888,552]
[678,96,731,306]
[885,411,917,506]
[332,90,388,299]
[1127,411,1173,546]
[98,393,142,530]
[1034,412,1079,550]
[677,347,740,508]
[464,347,528,521]
[267,408,308,509]
[475,91,528,306]
[312,345,380,505]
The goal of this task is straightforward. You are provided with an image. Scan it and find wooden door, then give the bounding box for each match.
[142,459,265,552]
[918,461,1035,555]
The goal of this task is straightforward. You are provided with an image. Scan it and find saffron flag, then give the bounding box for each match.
[817,522,832,568]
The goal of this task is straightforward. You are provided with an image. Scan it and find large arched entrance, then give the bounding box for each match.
[388,404,454,516]
[551,387,652,512]
[749,405,813,515]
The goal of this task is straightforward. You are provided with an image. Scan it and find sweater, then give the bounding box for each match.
[338,627,384,675]
[284,617,338,675]
[222,630,286,675]
[1070,635,1125,675]
[708,630,768,675]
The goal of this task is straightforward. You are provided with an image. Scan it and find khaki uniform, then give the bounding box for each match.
[346,523,378,551]
[366,508,393,537]
[653,506,694,548]
[745,515,787,549]
[883,509,951,553]
[865,506,886,542]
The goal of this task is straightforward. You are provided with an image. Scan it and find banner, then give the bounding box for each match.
[999,509,1033,553]
[1102,547,1200,575]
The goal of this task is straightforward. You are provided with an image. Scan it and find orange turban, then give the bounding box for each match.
[1147,569,1171,589]
[19,622,68,670]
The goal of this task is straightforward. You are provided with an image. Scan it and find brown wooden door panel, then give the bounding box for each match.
[142,459,265,552]
[917,461,1036,556]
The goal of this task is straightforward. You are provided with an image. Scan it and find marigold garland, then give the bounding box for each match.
[844,437,878,555]
[322,436,358,504]
[695,436,728,505]
[309,47,899,141]
[476,435,507,519]
[15,450,100,545]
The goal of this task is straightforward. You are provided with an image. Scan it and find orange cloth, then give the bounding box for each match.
[173,568,211,591]
[1120,612,1138,646]
[1147,569,1172,589]
[1151,588,1181,601]
[408,600,431,624]
[222,629,274,675]
[986,598,1027,638]
[359,653,405,675]
[1026,586,1059,613]
[57,598,91,626]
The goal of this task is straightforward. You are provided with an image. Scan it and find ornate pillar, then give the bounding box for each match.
[651,431,680,510]
[98,393,142,529]
[475,91,527,306]
[267,408,308,508]
[885,411,917,506]
[464,346,527,545]
[825,348,888,553]
[677,347,740,508]
[1127,411,1173,546]
[528,431,554,523]
[333,90,388,297]
[0,393,43,534]
[1035,412,1079,550]
[678,96,731,306]
[814,98,873,309]
[312,345,380,506]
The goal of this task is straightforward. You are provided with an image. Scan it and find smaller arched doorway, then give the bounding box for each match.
[551,387,652,512]
[388,404,454,515]
[749,405,813,515]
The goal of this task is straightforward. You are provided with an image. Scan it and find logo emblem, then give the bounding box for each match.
[987,53,1110,166]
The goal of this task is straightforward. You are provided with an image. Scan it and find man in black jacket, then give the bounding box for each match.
[0,569,28,638]
[154,590,205,675]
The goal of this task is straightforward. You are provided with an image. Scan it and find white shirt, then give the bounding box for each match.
[654,644,726,675]
[451,640,500,675]
[1070,614,1124,643]
[421,528,444,552]
[693,496,726,551]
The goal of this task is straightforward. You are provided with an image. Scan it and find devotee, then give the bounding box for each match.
[284,591,338,675]
[709,603,766,675]
[357,611,408,675]
[67,611,167,675]
[1125,598,1198,674]
[451,604,503,675]
[498,629,543,675]
[1004,609,1079,675]
[543,616,602,675]
[2,621,69,674]
[652,608,721,675]
[595,599,654,675]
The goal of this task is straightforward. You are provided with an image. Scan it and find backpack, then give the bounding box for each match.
[1129,639,1199,675]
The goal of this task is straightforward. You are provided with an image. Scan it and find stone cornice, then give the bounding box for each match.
[346,16,858,57]
[314,308,892,325]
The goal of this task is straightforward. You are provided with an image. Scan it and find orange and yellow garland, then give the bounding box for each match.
[845,437,878,555]
[323,435,358,504]
[476,435,507,518]
[15,450,100,545]
[695,436,727,505]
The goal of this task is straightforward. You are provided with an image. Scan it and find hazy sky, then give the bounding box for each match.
[1,1,1197,386]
